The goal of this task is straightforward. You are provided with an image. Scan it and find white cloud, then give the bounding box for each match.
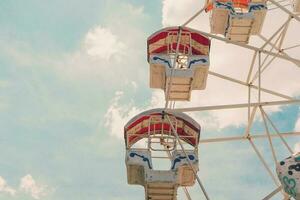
[162,0,204,27]
[0,176,16,196]
[104,91,144,139]
[104,90,166,138]
[20,174,48,200]
[84,26,125,60]
[54,2,148,88]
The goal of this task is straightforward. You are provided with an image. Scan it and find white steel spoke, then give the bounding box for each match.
[164,145,192,200]
[262,186,282,200]
[166,115,210,200]
[247,51,258,83]
[168,100,300,113]
[186,29,300,64]
[259,106,278,164]
[182,7,206,27]
[261,108,294,154]
[245,106,258,137]
[268,0,300,21]
[258,52,262,103]
[165,28,183,108]
[283,44,300,51]
[260,17,290,50]
[200,132,300,144]
[259,34,300,68]
[248,139,281,187]
[209,71,294,100]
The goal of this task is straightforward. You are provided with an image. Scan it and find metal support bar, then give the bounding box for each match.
[251,18,292,83]
[166,115,210,200]
[259,34,300,68]
[247,51,258,83]
[165,28,183,108]
[268,0,300,22]
[200,131,300,144]
[163,146,192,200]
[251,52,278,83]
[248,139,281,187]
[262,186,282,200]
[167,99,300,113]
[261,109,294,154]
[182,7,206,27]
[278,18,291,49]
[259,106,278,164]
[187,29,300,64]
[260,18,290,50]
[258,52,262,102]
[283,44,300,51]
[209,71,293,100]
[245,106,258,136]
[182,187,192,200]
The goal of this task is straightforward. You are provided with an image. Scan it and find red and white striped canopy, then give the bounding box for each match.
[147,26,210,61]
[124,109,201,148]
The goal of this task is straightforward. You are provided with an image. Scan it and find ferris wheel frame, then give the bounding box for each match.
[162,0,300,199]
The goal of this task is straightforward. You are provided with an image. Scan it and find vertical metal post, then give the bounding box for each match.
[245,106,258,137]
[165,27,183,109]
[247,51,257,84]
[248,85,251,124]
[258,51,261,103]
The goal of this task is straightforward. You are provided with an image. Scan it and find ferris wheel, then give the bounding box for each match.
[123,0,300,199]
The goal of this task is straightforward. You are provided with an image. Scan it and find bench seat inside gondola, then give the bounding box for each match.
[147,27,211,101]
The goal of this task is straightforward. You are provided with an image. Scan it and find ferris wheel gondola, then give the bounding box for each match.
[147,27,211,101]
[124,109,201,200]
[206,0,267,43]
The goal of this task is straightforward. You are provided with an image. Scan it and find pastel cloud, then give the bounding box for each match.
[84,26,125,60]
[20,174,49,200]
[0,176,16,196]
[104,90,166,138]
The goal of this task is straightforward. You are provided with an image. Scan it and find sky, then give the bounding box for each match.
[0,0,299,200]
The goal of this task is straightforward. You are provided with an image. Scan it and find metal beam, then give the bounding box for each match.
[268,0,300,22]
[200,131,300,144]
[259,34,300,68]
[261,108,294,154]
[190,29,300,64]
[209,71,293,100]
[166,115,210,200]
[168,100,300,113]
[248,139,281,187]
[262,186,282,200]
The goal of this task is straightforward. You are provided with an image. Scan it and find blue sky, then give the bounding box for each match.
[0,0,299,200]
